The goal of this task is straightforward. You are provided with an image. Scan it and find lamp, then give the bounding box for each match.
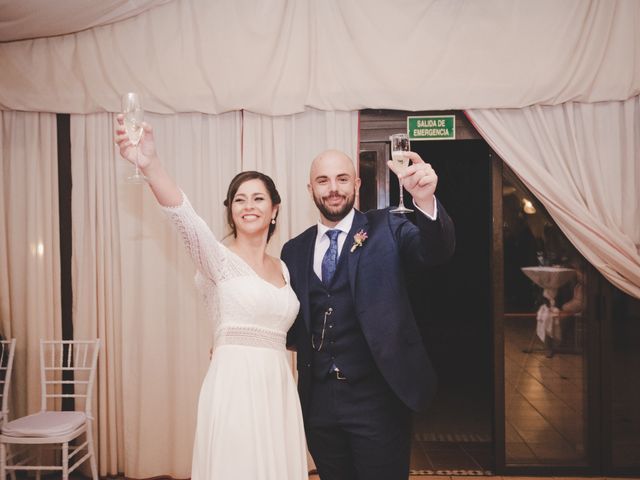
[522,198,536,214]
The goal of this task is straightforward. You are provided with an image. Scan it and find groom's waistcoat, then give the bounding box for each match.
[309,251,376,381]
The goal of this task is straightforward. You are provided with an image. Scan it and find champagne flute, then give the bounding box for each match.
[389,133,413,214]
[122,92,147,183]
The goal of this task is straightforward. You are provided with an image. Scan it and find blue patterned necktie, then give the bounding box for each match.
[321,229,341,286]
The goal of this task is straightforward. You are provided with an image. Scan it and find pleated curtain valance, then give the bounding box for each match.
[0,0,638,115]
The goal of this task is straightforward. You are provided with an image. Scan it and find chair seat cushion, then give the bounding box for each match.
[2,411,86,437]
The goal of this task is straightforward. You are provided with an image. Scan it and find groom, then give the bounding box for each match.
[282,149,455,479]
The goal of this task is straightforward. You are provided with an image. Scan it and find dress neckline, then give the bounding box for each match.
[223,245,289,290]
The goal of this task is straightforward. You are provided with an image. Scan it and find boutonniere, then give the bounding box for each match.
[350,229,368,253]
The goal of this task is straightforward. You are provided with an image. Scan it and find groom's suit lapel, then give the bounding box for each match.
[347,210,368,302]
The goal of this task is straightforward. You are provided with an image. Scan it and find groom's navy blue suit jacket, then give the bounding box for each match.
[281,201,455,415]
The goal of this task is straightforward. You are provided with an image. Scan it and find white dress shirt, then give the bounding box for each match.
[313,209,355,281]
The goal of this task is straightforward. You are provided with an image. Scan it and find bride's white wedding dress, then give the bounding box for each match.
[163,193,308,480]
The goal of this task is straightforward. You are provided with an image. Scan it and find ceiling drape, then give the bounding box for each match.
[1,0,638,115]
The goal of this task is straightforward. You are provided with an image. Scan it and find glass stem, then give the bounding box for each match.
[398,178,405,207]
[134,145,140,176]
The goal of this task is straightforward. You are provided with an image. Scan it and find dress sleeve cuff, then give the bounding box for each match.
[160,190,188,211]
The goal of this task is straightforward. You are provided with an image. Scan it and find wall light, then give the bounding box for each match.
[30,241,45,257]
[522,199,536,215]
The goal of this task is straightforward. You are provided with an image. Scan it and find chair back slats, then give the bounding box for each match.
[0,339,16,425]
[43,367,93,371]
[39,340,100,415]
[0,342,8,366]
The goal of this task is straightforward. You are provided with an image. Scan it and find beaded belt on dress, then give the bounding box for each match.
[214,325,286,351]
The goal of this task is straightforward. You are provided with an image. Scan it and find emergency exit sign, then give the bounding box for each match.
[407,115,455,141]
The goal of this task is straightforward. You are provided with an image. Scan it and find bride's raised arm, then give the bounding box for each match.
[115,116,227,283]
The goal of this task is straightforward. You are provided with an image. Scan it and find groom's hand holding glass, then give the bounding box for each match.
[387,151,438,217]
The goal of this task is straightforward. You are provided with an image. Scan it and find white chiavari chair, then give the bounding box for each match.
[0,339,16,429]
[0,339,16,480]
[0,339,100,480]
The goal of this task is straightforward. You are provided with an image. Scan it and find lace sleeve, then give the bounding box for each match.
[161,191,227,283]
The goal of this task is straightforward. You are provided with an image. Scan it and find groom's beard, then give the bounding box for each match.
[313,190,356,222]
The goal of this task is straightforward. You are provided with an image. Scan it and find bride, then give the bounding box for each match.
[115,116,308,479]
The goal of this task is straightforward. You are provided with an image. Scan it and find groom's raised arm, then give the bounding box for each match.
[413,198,455,264]
[387,150,455,268]
[390,200,455,274]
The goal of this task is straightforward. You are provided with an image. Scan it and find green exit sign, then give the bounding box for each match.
[407,115,455,141]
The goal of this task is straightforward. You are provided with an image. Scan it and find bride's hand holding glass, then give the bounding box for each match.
[115,114,157,173]
[115,116,183,207]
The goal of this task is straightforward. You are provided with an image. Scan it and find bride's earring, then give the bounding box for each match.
[271,218,276,225]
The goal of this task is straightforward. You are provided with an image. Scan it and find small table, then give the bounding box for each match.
[521,267,577,357]
[521,266,576,308]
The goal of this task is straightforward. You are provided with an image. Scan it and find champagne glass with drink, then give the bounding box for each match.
[122,92,147,183]
[389,133,413,213]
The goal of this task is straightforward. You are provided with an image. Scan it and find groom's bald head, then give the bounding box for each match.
[309,150,356,183]
[308,149,360,225]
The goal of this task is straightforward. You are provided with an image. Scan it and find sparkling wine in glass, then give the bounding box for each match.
[389,133,413,214]
[122,92,147,183]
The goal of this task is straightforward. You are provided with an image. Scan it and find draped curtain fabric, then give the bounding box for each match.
[1,0,639,477]
[120,113,245,478]
[71,111,242,478]
[241,109,358,474]
[467,96,640,299]
[0,0,172,42]
[241,109,359,252]
[70,113,125,475]
[68,109,354,477]
[1,0,638,115]
[0,111,62,419]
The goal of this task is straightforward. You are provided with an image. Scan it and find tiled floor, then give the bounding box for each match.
[408,363,493,472]
[405,314,589,472]
[504,316,586,465]
[309,476,635,480]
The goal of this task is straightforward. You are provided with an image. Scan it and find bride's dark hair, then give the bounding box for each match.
[223,171,281,242]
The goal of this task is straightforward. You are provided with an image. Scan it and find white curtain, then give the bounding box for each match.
[1,0,638,115]
[242,109,360,253]
[71,111,242,478]
[0,0,172,42]
[0,111,62,419]
[242,109,358,474]
[467,96,640,299]
[118,112,243,478]
[70,113,125,475]
[68,108,357,477]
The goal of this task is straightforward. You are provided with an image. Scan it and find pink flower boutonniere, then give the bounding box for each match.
[350,229,368,253]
